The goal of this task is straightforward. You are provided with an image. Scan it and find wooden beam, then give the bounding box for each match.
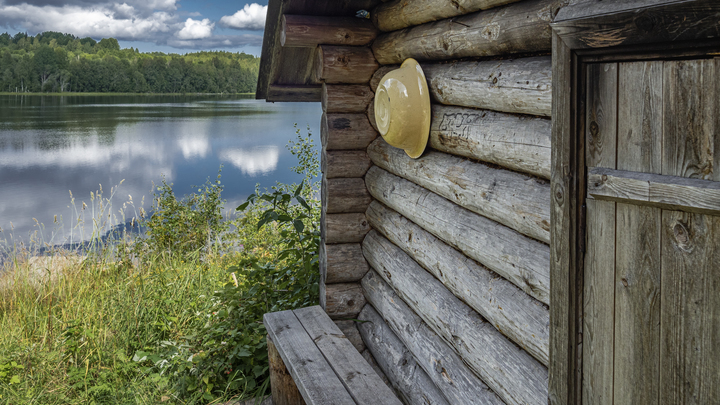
[588,167,720,215]
[322,176,372,214]
[315,46,379,84]
[357,305,452,405]
[321,113,378,150]
[422,57,552,117]
[368,138,551,243]
[371,0,562,64]
[372,0,522,32]
[361,271,505,405]
[320,242,369,284]
[321,149,372,178]
[322,84,374,113]
[320,282,366,319]
[366,201,550,365]
[267,84,322,102]
[281,15,379,47]
[365,166,550,304]
[268,335,307,405]
[322,212,371,244]
[430,104,552,179]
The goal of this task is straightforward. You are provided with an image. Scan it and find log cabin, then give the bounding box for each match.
[257,0,720,403]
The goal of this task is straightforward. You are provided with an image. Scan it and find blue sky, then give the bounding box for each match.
[0,0,270,55]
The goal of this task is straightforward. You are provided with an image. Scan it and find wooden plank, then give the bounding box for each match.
[293,306,401,405]
[368,138,551,243]
[361,270,506,405]
[588,167,720,214]
[267,85,322,102]
[371,0,561,64]
[333,320,365,353]
[363,233,549,404]
[268,335,307,405]
[263,310,356,405]
[322,176,372,214]
[372,0,521,32]
[321,113,377,150]
[321,243,369,284]
[281,15,378,47]
[581,61,617,405]
[659,57,720,404]
[430,104,552,179]
[552,0,720,50]
[422,57,552,117]
[365,166,550,304]
[320,282,366,319]
[365,201,550,365]
[321,150,372,179]
[315,46,379,84]
[357,305,450,405]
[322,84,374,113]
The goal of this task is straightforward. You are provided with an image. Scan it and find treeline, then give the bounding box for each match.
[0,31,260,94]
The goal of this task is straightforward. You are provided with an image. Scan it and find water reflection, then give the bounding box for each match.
[0,94,322,243]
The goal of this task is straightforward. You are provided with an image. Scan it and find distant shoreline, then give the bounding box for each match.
[0,92,256,96]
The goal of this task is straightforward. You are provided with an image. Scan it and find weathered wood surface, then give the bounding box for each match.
[264,310,356,405]
[293,306,401,405]
[581,62,617,405]
[281,15,378,47]
[366,101,378,132]
[333,320,365,353]
[555,0,681,22]
[361,271,505,405]
[320,282,366,319]
[588,167,720,215]
[322,150,372,179]
[369,65,397,92]
[372,0,521,32]
[322,176,372,214]
[363,232,549,404]
[321,113,377,150]
[315,46,379,84]
[422,57,552,117]
[320,243,369,284]
[368,138,551,243]
[366,201,549,364]
[357,305,451,405]
[268,336,307,405]
[322,84,374,113]
[430,104,551,179]
[365,166,550,304]
[267,85,321,102]
[322,212,370,244]
[371,0,562,64]
[360,349,392,390]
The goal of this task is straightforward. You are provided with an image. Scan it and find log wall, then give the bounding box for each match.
[313,0,563,403]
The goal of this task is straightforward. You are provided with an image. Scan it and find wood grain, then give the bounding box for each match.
[320,282,366,319]
[315,46,379,84]
[372,0,521,32]
[321,149,372,179]
[333,320,366,353]
[281,15,378,47]
[321,243,369,284]
[321,113,377,150]
[322,212,370,244]
[322,176,372,214]
[322,84,374,113]
[268,335,307,405]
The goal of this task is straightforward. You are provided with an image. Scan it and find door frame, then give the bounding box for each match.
[549,1,720,404]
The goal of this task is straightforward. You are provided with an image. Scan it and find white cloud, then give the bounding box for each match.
[219,3,267,30]
[219,146,279,176]
[176,17,214,40]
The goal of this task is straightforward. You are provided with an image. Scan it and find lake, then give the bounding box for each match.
[0,94,322,245]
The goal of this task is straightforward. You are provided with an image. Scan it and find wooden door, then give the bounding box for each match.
[581,59,720,404]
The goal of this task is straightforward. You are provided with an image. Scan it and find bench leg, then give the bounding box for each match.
[268,335,306,405]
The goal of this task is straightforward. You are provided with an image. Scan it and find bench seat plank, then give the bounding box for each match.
[264,309,356,405]
[294,306,402,405]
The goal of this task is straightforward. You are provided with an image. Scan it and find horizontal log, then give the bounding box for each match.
[588,167,720,215]
[372,0,522,32]
[322,84,374,113]
[321,282,366,319]
[369,65,397,92]
[320,243,369,284]
[366,101,379,133]
[366,201,549,364]
[430,104,551,179]
[333,320,366,353]
[360,349,392,390]
[422,57,552,117]
[363,234,549,405]
[368,138,551,243]
[365,166,550,303]
[267,84,321,102]
[358,305,451,405]
[361,271,504,405]
[371,0,561,64]
[322,149,372,178]
[281,15,379,47]
[322,176,372,214]
[321,113,378,150]
[322,212,371,244]
[315,46,379,84]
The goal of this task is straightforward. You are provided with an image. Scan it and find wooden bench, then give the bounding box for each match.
[264,305,402,405]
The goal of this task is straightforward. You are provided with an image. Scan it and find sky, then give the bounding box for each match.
[0,0,270,55]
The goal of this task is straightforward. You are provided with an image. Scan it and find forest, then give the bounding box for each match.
[0,31,260,94]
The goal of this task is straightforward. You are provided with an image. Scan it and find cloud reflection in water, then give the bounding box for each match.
[219,146,279,176]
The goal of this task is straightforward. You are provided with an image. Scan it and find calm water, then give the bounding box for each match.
[0,94,322,244]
